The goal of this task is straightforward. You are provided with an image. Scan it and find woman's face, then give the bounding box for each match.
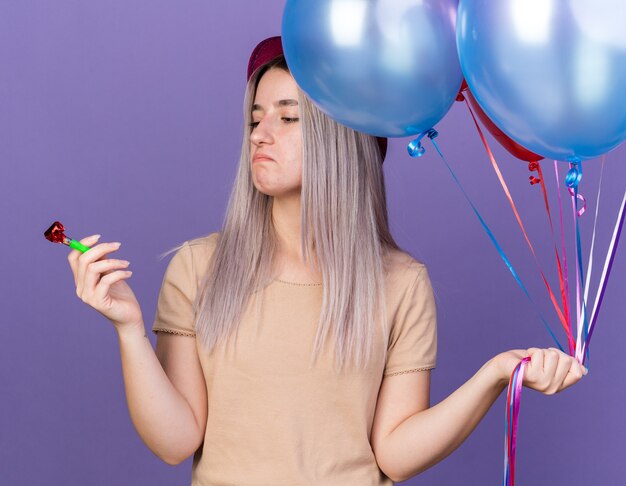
[249,68,302,198]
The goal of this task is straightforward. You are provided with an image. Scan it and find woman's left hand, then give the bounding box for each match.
[495,348,587,395]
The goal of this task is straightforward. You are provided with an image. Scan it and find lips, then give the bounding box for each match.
[252,153,274,163]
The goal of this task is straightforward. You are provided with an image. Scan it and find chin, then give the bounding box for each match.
[252,183,279,197]
[253,184,301,199]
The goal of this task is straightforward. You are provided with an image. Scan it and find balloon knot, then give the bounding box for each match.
[456,82,468,102]
[565,160,582,188]
[426,128,439,140]
[528,162,540,172]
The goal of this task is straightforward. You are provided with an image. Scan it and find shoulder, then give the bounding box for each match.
[383,247,433,310]
[187,231,220,255]
[159,232,220,282]
[183,232,221,278]
[384,247,427,286]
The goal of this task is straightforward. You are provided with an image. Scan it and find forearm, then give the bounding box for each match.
[116,323,203,465]
[382,358,506,482]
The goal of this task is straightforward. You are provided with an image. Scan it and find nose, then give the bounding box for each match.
[250,116,274,146]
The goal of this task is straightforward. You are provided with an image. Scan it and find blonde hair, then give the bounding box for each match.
[165,56,400,373]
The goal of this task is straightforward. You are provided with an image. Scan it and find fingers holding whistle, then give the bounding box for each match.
[67,234,132,302]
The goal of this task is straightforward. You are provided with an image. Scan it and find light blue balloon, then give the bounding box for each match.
[282,0,462,138]
[457,0,626,162]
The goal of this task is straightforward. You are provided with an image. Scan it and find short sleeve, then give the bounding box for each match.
[151,241,197,337]
[383,263,437,376]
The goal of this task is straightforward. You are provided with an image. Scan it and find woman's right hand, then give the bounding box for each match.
[68,234,143,332]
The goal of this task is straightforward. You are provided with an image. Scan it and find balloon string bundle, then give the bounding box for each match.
[462,98,575,354]
[407,128,625,486]
[459,96,624,359]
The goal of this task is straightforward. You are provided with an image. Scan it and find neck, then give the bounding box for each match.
[267,191,389,283]
[272,193,303,259]
[271,193,321,282]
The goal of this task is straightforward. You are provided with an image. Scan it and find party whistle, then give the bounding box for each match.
[44,221,91,253]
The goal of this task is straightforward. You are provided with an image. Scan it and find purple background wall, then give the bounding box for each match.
[2,1,625,484]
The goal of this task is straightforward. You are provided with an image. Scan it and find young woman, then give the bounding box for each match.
[67,36,586,485]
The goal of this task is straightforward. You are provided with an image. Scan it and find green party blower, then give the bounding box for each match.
[44,221,91,252]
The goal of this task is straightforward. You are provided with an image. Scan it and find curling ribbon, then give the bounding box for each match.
[407,129,436,158]
[528,162,542,185]
[503,357,531,486]
[463,100,574,353]
[407,131,564,351]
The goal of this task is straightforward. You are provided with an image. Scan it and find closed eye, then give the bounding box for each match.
[249,117,299,129]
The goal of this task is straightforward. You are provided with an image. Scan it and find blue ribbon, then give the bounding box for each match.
[408,130,564,351]
[407,128,438,157]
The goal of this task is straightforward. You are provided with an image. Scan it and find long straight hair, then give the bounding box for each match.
[187,56,400,372]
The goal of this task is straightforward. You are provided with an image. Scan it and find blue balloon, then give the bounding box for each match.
[282,0,462,138]
[457,0,626,162]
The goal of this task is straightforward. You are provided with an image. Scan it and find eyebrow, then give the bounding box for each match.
[252,99,299,112]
